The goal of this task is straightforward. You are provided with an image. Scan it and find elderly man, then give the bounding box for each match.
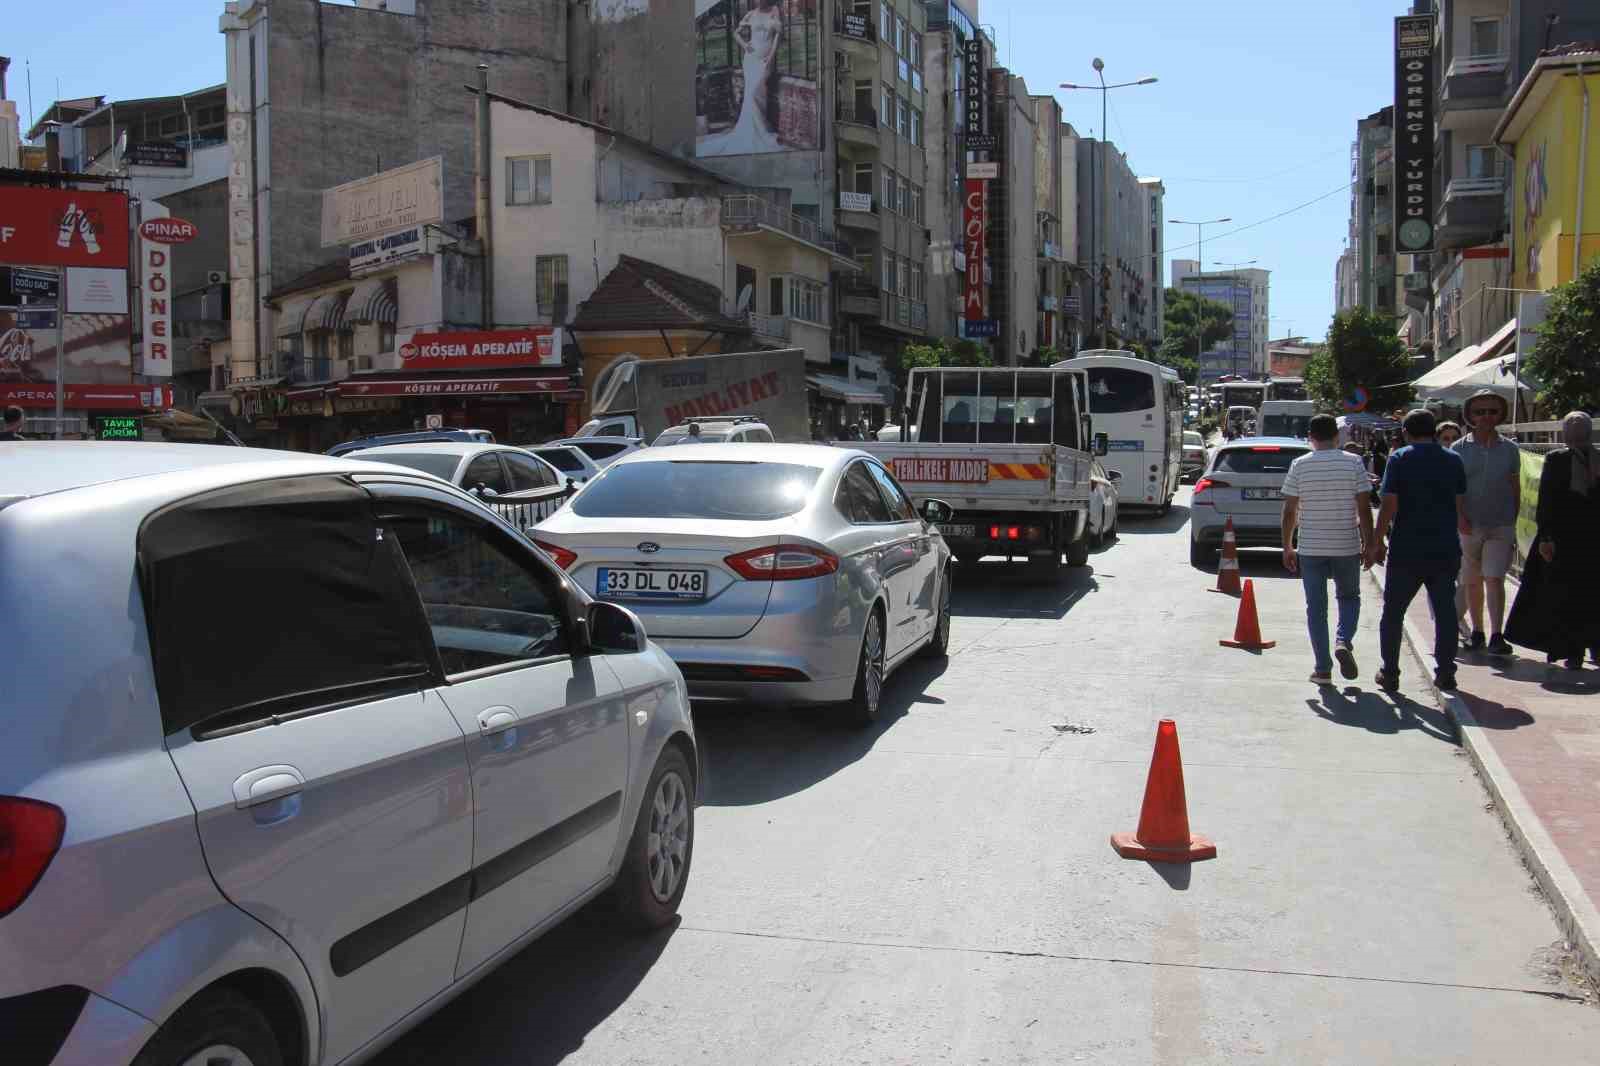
[1451,389,1521,656]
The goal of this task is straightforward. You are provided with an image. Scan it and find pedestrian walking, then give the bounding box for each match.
[1505,411,1600,670]
[1437,421,1463,448]
[1370,436,1391,483]
[1451,389,1520,656]
[0,405,26,441]
[1370,408,1468,692]
[1281,414,1376,685]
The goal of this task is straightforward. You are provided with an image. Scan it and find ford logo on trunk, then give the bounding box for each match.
[637,542,660,554]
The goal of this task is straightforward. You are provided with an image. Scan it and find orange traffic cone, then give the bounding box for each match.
[1214,518,1241,595]
[1219,578,1275,650]
[1112,719,1217,862]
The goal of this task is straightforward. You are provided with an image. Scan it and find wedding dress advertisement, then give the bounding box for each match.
[696,0,817,157]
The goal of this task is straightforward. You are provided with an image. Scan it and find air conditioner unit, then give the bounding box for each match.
[207,270,227,286]
[1402,271,1429,292]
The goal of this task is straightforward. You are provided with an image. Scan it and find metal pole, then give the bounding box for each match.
[476,64,494,331]
[54,266,65,439]
[1195,226,1203,373]
[1100,82,1109,348]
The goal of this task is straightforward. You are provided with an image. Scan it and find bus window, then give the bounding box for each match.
[1085,368,1156,413]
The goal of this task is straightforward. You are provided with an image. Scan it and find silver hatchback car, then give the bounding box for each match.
[1,443,696,1066]
[1189,436,1312,565]
[531,443,954,725]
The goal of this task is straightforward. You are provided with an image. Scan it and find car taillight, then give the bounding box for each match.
[0,798,65,919]
[531,538,577,570]
[1193,476,1231,496]
[725,544,840,580]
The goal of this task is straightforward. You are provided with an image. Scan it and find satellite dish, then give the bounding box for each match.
[736,285,753,313]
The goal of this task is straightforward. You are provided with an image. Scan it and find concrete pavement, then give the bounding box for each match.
[373,489,1597,1065]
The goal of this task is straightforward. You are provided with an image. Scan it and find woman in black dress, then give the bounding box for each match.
[1506,412,1600,669]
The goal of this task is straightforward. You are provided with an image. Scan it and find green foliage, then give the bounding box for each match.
[1529,258,1600,415]
[1316,308,1414,414]
[897,338,994,372]
[1157,288,1232,386]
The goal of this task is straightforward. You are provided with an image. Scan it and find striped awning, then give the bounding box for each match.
[305,290,350,333]
[275,300,308,337]
[347,277,398,324]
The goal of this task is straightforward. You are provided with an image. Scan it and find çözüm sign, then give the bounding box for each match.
[890,457,989,484]
[400,327,558,371]
[139,217,198,244]
[963,178,986,322]
[1393,14,1435,254]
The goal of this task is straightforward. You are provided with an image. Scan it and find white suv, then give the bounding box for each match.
[653,416,775,446]
[1,443,696,1066]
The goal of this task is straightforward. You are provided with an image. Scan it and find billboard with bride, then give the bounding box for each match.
[695,0,820,156]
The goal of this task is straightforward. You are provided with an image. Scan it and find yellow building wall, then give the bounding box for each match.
[1511,73,1600,291]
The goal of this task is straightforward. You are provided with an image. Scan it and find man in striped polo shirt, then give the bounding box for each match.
[1281,414,1376,685]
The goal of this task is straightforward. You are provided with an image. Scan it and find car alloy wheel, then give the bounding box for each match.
[935,573,951,649]
[647,768,691,903]
[181,1047,258,1066]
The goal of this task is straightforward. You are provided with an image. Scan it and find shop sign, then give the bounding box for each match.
[965,134,997,152]
[321,156,443,246]
[962,37,986,139]
[839,191,873,214]
[340,375,568,398]
[138,217,199,244]
[962,318,999,339]
[1393,14,1435,253]
[65,267,130,315]
[350,226,424,277]
[400,327,559,370]
[0,267,59,304]
[0,187,131,269]
[334,395,401,414]
[140,204,173,377]
[0,382,171,410]
[963,178,985,322]
[96,415,142,440]
[125,142,188,168]
[966,162,999,179]
[840,13,869,40]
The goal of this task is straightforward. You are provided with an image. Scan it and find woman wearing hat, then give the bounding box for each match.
[1506,412,1600,669]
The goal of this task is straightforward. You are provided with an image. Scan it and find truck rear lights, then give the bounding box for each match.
[986,526,1038,542]
[0,797,65,919]
[531,539,577,570]
[725,544,840,580]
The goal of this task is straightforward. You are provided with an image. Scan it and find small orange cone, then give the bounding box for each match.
[1219,578,1275,650]
[1214,518,1241,595]
[1112,719,1217,862]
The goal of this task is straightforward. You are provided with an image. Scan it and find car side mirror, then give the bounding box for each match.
[1093,432,1110,457]
[919,498,955,524]
[566,476,579,492]
[588,601,646,655]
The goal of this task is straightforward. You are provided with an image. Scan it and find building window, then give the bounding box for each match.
[536,255,569,319]
[854,160,874,195]
[910,183,923,224]
[896,16,907,55]
[896,254,908,297]
[338,327,355,361]
[882,85,895,131]
[1469,17,1502,57]
[911,34,922,70]
[770,276,785,316]
[379,321,396,354]
[786,276,826,325]
[911,108,922,146]
[883,254,897,293]
[897,175,909,215]
[897,96,909,138]
[507,156,552,205]
[909,262,924,302]
[883,166,897,213]
[880,4,892,43]
[1465,144,1499,179]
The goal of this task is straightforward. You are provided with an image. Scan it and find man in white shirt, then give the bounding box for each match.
[1281,413,1376,685]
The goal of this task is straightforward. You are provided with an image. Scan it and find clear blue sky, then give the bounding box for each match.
[11,0,1406,347]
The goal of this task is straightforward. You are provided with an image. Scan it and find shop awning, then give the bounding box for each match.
[337,369,574,400]
[1413,317,1519,389]
[275,301,309,337]
[347,277,398,324]
[807,373,885,405]
[305,290,350,333]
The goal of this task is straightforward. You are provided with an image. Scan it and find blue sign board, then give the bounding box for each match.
[14,310,57,330]
[1107,439,1143,452]
[962,318,999,339]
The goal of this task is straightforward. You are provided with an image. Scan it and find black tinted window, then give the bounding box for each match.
[140,477,433,736]
[1214,446,1308,474]
[386,507,569,675]
[463,454,508,493]
[1084,368,1156,414]
[865,462,917,521]
[363,452,462,481]
[572,461,821,519]
[537,449,586,472]
[505,453,556,491]
[1262,415,1312,439]
[576,441,627,459]
[838,462,893,523]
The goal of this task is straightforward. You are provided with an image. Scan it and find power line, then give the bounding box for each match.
[1163,146,1349,184]
[1165,177,1357,255]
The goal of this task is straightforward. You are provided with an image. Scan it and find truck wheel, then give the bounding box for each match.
[1065,534,1090,568]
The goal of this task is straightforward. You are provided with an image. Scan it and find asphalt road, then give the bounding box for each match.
[373,489,1598,1065]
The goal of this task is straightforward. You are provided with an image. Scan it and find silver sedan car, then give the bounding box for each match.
[531,444,955,725]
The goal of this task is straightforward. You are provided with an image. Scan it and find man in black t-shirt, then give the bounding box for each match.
[0,405,27,441]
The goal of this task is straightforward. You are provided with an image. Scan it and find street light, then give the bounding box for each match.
[1061,62,1157,349]
[1213,258,1258,377]
[1169,216,1230,381]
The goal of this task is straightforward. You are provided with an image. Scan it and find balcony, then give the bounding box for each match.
[1440,54,1509,124]
[1436,175,1506,250]
[837,191,880,233]
[833,12,878,62]
[835,102,880,150]
[838,274,882,319]
[721,194,852,258]
[737,311,790,344]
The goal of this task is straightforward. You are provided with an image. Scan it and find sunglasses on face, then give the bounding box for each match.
[1468,408,1500,419]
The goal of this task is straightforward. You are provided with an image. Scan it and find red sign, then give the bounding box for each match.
[890,456,989,484]
[337,375,566,398]
[138,217,198,245]
[0,187,131,269]
[1,382,170,410]
[399,328,558,371]
[962,179,985,322]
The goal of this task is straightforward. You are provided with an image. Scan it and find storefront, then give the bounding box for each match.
[2,382,175,439]
[330,368,580,445]
[806,373,888,441]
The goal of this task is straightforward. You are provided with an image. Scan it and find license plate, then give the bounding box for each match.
[1242,487,1282,500]
[936,523,976,540]
[596,567,707,601]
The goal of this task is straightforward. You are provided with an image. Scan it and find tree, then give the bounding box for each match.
[1310,308,1413,413]
[1157,288,1233,385]
[1528,258,1600,415]
[896,338,994,373]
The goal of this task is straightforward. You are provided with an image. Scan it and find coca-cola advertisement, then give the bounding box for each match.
[0,309,133,388]
[0,188,131,269]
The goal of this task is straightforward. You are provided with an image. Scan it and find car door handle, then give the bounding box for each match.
[477,707,518,735]
[231,765,305,809]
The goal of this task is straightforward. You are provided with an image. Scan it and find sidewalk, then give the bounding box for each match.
[1376,565,1600,990]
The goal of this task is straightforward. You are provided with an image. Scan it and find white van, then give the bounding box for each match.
[1258,400,1317,439]
[1225,405,1257,437]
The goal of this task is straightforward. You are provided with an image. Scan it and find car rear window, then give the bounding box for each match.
[1261,415,1312,438]
[536,448,586,472]
[572,461,821,520]
[575,441,627,459]
[1214,446,1308,474]
[360,452,461,481]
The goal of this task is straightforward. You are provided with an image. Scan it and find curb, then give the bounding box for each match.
[1368,568,1600,992]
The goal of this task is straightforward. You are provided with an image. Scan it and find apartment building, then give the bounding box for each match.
[1174,260,1270,376]
[1075,136,1161,349]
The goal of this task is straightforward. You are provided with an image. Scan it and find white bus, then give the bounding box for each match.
[1218,380,1268,413]
[1053,350,1183,510]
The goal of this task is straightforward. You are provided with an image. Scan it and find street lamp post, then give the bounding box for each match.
[1061,64,1156,350]
[1169,216,1230,382]
[1213,258,1258,377]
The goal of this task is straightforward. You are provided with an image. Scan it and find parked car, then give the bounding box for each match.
[652,416,775,446]
[0,443,696,1066]
[531,443,955,725]
[325,427,495,456]
[1088,459,1121,546]
[1189,437,1311,565]
[1181,430,1208,481]
[549,435,647,470]
[526,442,603,484]
[355,442,572,529]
